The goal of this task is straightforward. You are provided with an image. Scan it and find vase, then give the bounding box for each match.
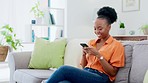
[36,17,43,24]
[118,28,126,35]
[143,28,148,35]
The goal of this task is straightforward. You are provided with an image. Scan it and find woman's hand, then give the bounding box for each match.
[82,48,87,55]
[81,47,88,68]
[83,47,100,57]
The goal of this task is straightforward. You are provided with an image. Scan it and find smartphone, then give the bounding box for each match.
[80,43,88,47]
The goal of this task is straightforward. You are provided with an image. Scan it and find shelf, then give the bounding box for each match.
[113,35,148,41]
[31,24,63,27]
[48,8,64,11]
[30,7,65,42]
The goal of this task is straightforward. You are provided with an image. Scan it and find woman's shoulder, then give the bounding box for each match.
[112,38,124,47]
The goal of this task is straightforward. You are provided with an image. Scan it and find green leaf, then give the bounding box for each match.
[9,27,13,32]
[1,31,7,35]
[120,22,125,28]
[141,25,148,29]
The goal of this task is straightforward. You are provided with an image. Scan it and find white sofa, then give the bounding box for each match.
[8,39,148,83]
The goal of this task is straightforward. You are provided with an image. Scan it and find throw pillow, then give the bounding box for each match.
[143,70,148,83]
[28,38,67,69]
[114,42,134,83]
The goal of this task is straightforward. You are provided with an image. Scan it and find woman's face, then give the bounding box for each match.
[94,18,111,39]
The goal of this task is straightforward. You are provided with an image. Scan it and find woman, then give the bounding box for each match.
[46,6,124,83]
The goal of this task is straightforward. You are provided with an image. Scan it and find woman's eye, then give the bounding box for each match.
[99,28,102,30]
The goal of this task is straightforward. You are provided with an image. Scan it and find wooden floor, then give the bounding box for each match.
[0,62,9,83]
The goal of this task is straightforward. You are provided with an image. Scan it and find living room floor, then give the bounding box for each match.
[0,62,9,83]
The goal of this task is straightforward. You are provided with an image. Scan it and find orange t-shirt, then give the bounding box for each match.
[80,36,125,81]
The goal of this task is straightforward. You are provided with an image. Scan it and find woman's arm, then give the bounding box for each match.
[80,50,88,68]
[98,56,118,76]
[83,47,118,76]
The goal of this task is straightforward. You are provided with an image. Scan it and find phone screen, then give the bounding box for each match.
[80,43,88,47]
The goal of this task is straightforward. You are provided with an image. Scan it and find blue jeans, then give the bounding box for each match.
[46,65,111,83]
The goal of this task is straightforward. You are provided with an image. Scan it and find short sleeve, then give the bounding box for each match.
[110,43,125,67]
[88,39,96,46]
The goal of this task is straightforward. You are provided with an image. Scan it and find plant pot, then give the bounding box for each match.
[118,28,126,35]
[0,46,8,62]
[36,17,43,24]
[143,28,148,35]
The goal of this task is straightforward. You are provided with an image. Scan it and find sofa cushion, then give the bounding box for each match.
[13,69,54,83]
[28,38,67,69]
[114,42,134,83]
[130,40,148,83]
[64,39,90,68]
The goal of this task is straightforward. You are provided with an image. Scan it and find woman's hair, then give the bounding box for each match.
[97,6,117,24]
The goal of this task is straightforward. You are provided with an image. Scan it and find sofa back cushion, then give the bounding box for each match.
[130,40,148,83]
[114,42,134,83]
[64,39,89,68]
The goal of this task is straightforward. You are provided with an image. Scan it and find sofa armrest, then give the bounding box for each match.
[8,51,32,83]
[8,51,32,69]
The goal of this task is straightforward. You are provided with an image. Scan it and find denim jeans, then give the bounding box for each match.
[46,65,110,83]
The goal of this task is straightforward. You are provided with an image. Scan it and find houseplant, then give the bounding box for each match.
[140,24,148,35]
[30,1,44,24]
[120,22,125,28]
[0,24,23,61]
[118,22,126,35]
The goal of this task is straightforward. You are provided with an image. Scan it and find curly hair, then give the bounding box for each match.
[97,6,117,24]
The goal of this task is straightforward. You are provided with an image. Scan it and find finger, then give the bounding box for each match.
[83,49,87,53]
[83,47,88,50]
[83,49,90,54]
[83,47,91,50]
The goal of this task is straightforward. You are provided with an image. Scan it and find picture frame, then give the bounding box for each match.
[122,0,140,12]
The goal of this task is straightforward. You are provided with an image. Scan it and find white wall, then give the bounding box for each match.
[0,0,10,26]
[1,0,148,41]
[66,0,148,39]
[10,0,35,42]
[66,0,96,39]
